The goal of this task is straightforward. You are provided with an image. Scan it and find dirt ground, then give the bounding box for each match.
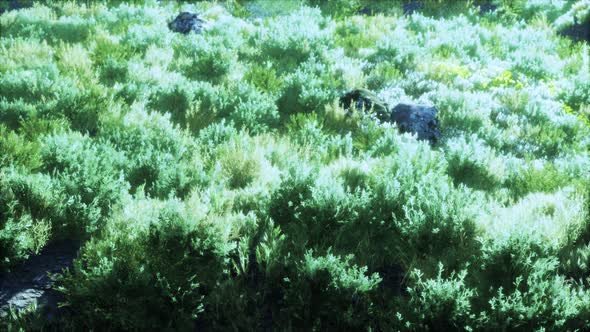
[0,240,80,320]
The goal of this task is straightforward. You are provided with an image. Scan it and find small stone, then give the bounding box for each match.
[168,12,205,35]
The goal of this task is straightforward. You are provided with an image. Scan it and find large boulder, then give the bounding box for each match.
[390,103,441,145]
[557,17,590,43]
[168,12,205,34]
[339,88,390,122]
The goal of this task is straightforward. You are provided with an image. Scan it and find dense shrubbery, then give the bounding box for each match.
[1,0,590,330]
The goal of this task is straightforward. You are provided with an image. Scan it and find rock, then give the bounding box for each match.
[168,12,205,34]
[0,240,79,320]
[390,103,441,145]
[339,90,442,145]
[403,1,422,15]
[357,7,373,16]
[557,17,590,43]
[339,88,390,122]
[375,264,406,296]
[0,0,33,14]
[479,1,498,14]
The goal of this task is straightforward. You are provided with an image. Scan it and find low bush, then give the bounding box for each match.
[1,1,590,330]
[59,197,236,330]
[0,168,54,269]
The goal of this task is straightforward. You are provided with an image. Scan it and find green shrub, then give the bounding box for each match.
[0,168,54,269]
[40,132,127,235]
[0,37,53,73]
[99,107,203,199]
[59,197,236,330]
[445,135,506,191]
[225,82,279,133]
[505,161,573,199]
[252,7,333,71]
[406,266,477,330]
[0,125,41,171]
[281,251,381,330]
[560,72,590,112]
[277,57,341,118]
[244,62,284,93]
[172,34,237,82]
[196,120,239,152]
[2,1,590,330]
[150,81,279,134]
[0,5,94,43]
[122,23,169,54]
[98,57,128,86]
[307,0,362,18]
[478,258,590,330]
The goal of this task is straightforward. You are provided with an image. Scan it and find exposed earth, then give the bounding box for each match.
[0,241,79,320]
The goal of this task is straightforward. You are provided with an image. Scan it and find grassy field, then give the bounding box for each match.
[1,0,590,330]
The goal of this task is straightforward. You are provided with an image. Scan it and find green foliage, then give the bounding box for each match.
[445,135,506,191]
[59,197,235,330]
[277,57,341,118]
[98,57,128,86]
[560,72,590,112]
[40,131,128,235]
[251,7,333,70]
[0,5,94,44]
[149,80,279,134]
[505,161,576,200]
[244,62,283,93]
[307,0,362,18]
[2,1,590,330]
[172,34,238,82]
[283,251,381,329]
[0,168,54,269]
[0,125,41,171]
[99,107,204,199]
[406,266,477,330]
[478,258,590,330]
[1,302,55,332]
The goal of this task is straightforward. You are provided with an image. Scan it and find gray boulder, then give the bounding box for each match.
[168,12,205,34]
[390,103,441,145]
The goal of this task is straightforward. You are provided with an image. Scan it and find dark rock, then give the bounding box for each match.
[390,103,441,145]
[339,88,390,122]
[403,1,422,15]
[357,7,373,16]
[558,17,590,43]
[168,12,205,34]
[0,0,34,14]
[479,1,498,14]
[375,264,406,296]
